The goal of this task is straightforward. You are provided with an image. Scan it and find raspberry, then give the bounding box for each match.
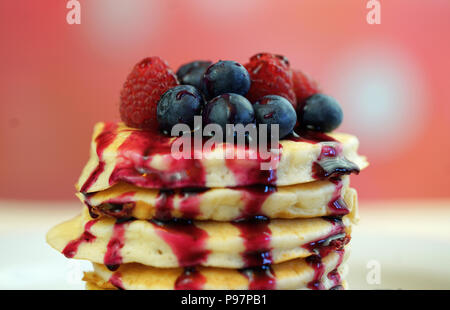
[292,69,320,108]
[120,57,179,130]
[244,53,296,108]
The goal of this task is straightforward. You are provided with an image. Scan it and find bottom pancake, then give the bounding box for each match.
[83,249,348,290]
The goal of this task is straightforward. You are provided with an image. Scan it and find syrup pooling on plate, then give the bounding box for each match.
[151,219,210,267]
[62,219,98,258]
[174,267,206,290]
[80,123,118,193]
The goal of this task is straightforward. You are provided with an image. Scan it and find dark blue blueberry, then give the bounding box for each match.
[202,93,254,134]
[157,85,204,134]
[299,94,343,132]
[253,95,297,139]
[202,61,251,99]
[176,61,212,90]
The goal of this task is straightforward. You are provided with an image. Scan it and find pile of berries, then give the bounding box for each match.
[119,53,343,139]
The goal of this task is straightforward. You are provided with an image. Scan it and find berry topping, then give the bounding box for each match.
[202,93,255,133]
[202,61,251,99]
[292,69,320,107]
[244,53,296,108]
[298,94,343,132]
[253,95,297,139]
[157,85,204,134]
[176,61,212,90]
[120,57,179,130]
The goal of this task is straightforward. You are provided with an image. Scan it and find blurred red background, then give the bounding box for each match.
[1,0,449,201]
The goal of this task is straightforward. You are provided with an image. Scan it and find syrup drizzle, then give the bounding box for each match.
[225,144,281,186]
[62,219,98,258]
[327,249,345,287]
[238,185,276,219]
[155,190,175,220]
[151,219,210,267]
[302,217,348,257]
[303,218,349,290]
[312,143,360,180]
[305,255,326,290]
[328,178,350,215]
[240,265,276,290]
[232,216,273,267]
[109,131,206,189]
[80,123,118,193]
[179,188,205,219]
[174,267,206,290]
[103,220,128,271]
[109,272,125,290]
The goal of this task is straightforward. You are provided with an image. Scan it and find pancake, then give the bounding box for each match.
[76,122,368,193]
[83,249,348,290]
[46,193,356,269]
[78,176,354,220]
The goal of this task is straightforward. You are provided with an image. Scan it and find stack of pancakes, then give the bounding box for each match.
[47,122,368,290]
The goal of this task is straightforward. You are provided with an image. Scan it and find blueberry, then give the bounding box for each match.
[202,93,254,134]
[253,95,297,139]
[157,85,204,134]
[176,61,212,90]
[202,61,251,99]
[299,94,343,132]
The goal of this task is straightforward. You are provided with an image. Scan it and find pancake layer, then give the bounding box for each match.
[76,122,368,193]
[83,248,348,290]
[78,176,353,221]
[46,193,356,269]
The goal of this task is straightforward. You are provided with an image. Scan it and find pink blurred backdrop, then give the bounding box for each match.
[1,0,449,201]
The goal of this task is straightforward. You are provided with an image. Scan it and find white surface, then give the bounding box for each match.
[0,200,449,290]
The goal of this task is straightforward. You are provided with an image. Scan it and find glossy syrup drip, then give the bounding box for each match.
[80,123,118,193]
[312,143,360,180]
[92,191,136,219]
[240,265,276,290]
[174,267,206,290]
[304,221,348,290]
[328,178,350,215]
[302,217,348,257]
[104,220,128,271]
[238,185,276,219]
[151,219,210,267]
[327,249,345,287]
[62,219,98,258]
[109,272,125,290]
[179,188,205,219]
[232,216,273,267]
[109,131,206,189]
[305,255,326,290]
[155,190,175,220]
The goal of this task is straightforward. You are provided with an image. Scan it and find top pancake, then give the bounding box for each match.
[76,122,368,192]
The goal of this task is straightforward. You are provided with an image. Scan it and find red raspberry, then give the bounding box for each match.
[292,69,320,108]
[244,53,297,108]
[120,57,179,130]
